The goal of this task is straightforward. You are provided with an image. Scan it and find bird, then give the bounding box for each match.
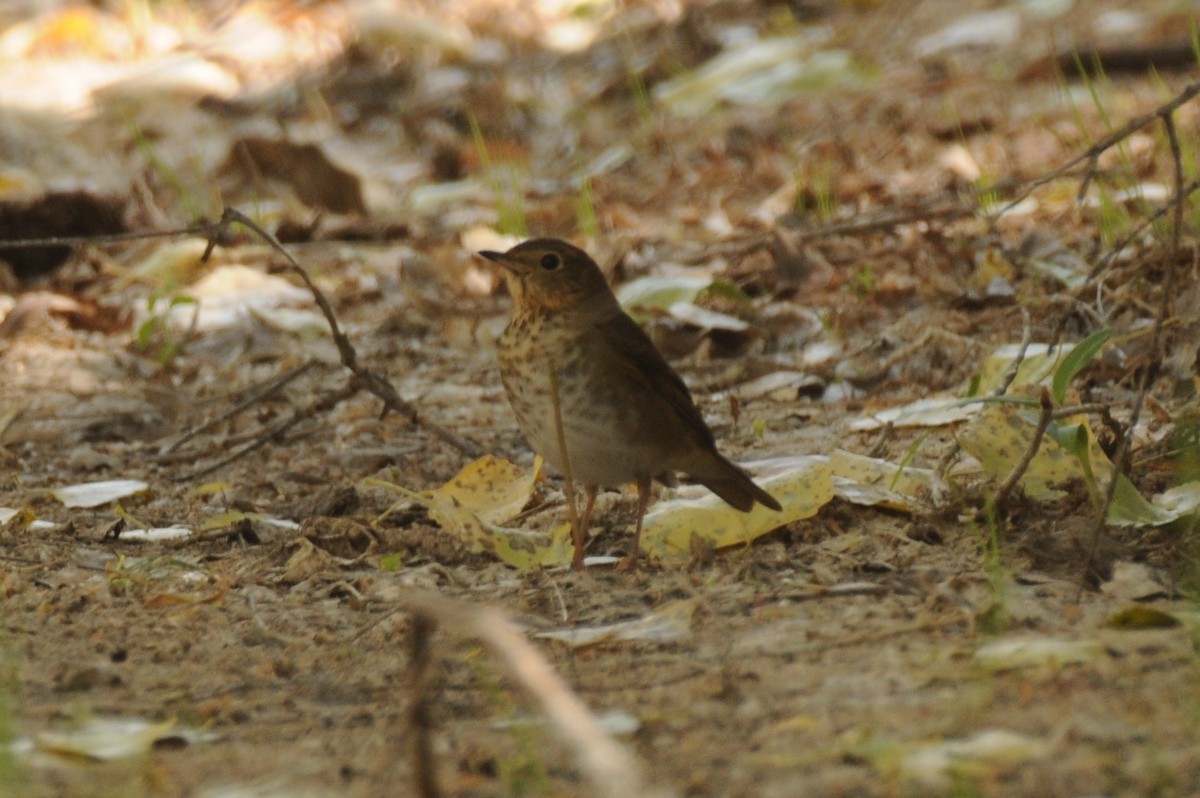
[479,238,781,570]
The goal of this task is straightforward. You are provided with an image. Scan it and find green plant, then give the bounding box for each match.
[789,161,837,222]
[975,504,1010,635]
[976,177,1002,215]
[1068,57,1147,244]
[574,174,599,238]
[134,291,197,368]
[1050,328,1113,405]
[129,122,206,220]
[619,38,656,139]
[889,431,930,493]
[974,328,1169,527]
[812,173,837,221]
[469,115,527,237]
[849,263,876,301]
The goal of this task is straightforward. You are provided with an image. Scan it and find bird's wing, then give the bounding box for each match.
[587,311,716,449]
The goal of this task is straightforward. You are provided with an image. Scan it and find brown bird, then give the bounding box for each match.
[480,239,781,570]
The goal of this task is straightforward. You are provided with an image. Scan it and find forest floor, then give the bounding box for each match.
[1,1,1199,796]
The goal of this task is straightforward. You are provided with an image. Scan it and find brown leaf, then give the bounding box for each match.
[222,136,366,215]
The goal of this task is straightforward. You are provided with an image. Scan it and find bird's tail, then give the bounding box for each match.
[689,452,782,512]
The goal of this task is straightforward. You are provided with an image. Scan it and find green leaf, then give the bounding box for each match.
[1052,328,1113,404]
[134,317,158,350]
[1046,421,1089,456]
[1105,473,1176,526]
[702,278,752,305]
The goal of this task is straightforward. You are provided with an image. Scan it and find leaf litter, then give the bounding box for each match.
[1,1,1199,796]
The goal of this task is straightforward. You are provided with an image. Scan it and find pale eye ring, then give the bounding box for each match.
[540,253,561,271]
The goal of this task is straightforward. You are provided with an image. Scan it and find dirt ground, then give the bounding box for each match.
[2,1,1199,796]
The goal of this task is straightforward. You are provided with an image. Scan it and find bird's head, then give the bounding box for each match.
[479,238,615,314]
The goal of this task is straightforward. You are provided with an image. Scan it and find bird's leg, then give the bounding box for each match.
[616,478,652,571]
[571,485,598,571]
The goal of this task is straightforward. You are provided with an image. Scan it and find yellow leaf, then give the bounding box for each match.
[974,343,1074,395]
[1105,606,1181,630]
[829,449,942,512]
[380,455,575,569]
[426,454,541,525]
[959,403,1093,500]
[641,456,833,560]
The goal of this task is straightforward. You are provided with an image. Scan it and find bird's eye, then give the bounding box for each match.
[540,253,561,271]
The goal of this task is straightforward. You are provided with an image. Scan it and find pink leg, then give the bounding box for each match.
[571,485,597,571]
[616,478,651,571]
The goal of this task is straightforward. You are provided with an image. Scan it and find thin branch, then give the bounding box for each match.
[1051,403,1113,420]
[178,384,356,480]
[1083,107,1187,586]
[991,307,1033,398]
[0,221,230,249]
[162,359,321,455]
[790,200,977,238]
[1088,178,1200,279]
[993,387,1055,509]
[212,208,482,457]
[996,75,1200,218]
[395,589,674,798]
[407,613,441,798]
[0,211,484,462]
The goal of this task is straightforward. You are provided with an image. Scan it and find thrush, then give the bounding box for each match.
[480,239,781,570]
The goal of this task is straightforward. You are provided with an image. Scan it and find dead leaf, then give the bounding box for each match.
[222,136,366,215]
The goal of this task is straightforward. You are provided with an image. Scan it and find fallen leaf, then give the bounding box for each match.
[972,637,1103,671]
[222,136,366,215]
[829,449,945,512]
[641,456,832,560]
[870,728,1046,789]
[373,456,575,569]
[51,479,150,508]
[1105,606,1181,630]
[535,599,697,648]
[32,717,178,762]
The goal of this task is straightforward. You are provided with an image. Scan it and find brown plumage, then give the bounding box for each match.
[480,238,780,570]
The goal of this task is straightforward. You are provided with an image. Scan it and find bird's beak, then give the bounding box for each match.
[478,250,523,275]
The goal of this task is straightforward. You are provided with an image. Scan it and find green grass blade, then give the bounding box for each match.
[1052,328,1113,404]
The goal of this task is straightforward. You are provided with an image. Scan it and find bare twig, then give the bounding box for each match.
[996,75,1200,218]
[993,387,1055,509]
[163,359,321,455]
[395,589,674,798]
[407,613,441,798]
[789,200,978,238]
[210,208,483,458]
[1082,110,1186,581]
[992,307,1033,398]
[1088,178,1200,279]
[1051,403,1113,420]
[1,211,483,467]
[178,384,356,480]
[0,221,231,249]
[672,195,980,267]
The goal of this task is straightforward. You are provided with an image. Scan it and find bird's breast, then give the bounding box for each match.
[497,311,664,485]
